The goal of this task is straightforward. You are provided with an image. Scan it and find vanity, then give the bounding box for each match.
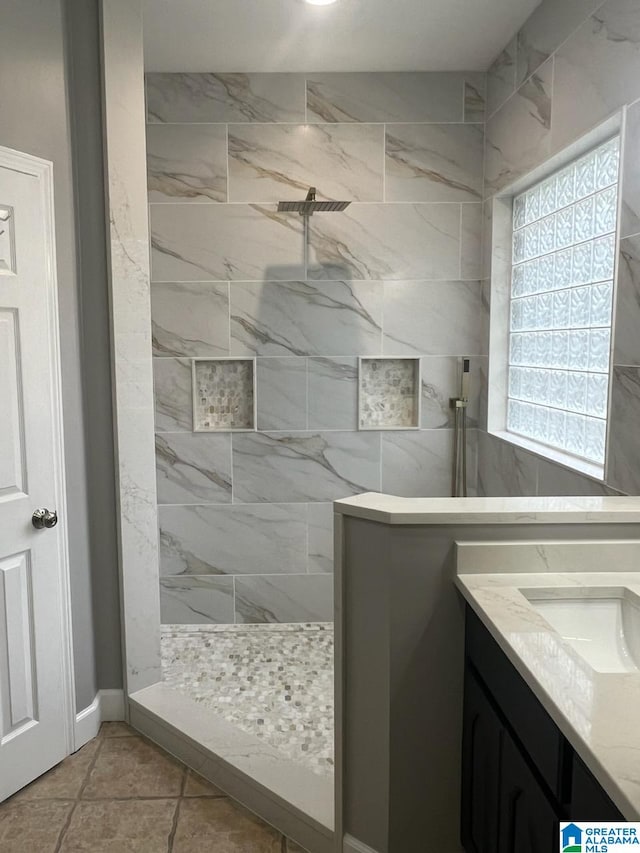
[334,494,640,853]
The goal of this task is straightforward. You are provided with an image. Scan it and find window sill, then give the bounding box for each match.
[489,429,605,482]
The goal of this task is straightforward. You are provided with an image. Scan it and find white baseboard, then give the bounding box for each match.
[74,693,101,748]
[74,689,125,749]
[343,835,380,853]
[100,688,125,721]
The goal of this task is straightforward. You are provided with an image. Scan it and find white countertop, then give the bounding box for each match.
[456,570,640,820]
[335,492,640,525]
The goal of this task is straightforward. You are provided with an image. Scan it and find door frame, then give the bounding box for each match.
[0,144,76,755]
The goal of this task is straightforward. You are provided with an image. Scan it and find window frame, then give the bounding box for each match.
[486,112,625,481]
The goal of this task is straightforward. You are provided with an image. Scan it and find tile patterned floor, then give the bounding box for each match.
[0,723,308,852]
[161,624,334,777]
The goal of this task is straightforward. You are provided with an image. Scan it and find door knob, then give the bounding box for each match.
[32,508,58,530]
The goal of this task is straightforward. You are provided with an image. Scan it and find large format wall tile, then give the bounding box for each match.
[232,431,380,502]
[153,358,192,431]
[146,73,305,123]
[516,0,602,87]
[385,124,484,203]
[383,281,485,357]
[147,124,227,203]
[381,430,454,497]
[306,72,469,123]
[476,432,538,497]
[608,366,640,494]
[461,204,483,280]
[230,280,382,356]
[160,576,235,624]
[552,0,640,152]
[486,36,517,118]
[621,100,640,239]
[485,58,553,195]
[156,433,232,504]
[235,575,333,623]
[307,357,358,429]
[464,73,487,123]
[228,123,384,203]
[307,203,462,281]
[307,503,334,574]
[256,357,307,430]
[419,356,485,430]
[159,504,308,576]
[150,204,304,281]
[537,457,620,496]
[613,235,640,366]
[151,283,229,357]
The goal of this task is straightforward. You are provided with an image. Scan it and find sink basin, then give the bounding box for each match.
[521,588,640,673]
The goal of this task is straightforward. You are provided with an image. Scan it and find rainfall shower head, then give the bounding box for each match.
[277,187,351,215]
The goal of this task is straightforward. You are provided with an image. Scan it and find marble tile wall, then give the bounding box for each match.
[146,71,487,623]
[480,0,640,500]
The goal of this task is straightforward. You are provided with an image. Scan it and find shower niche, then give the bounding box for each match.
[192,357,256,432]
[358,357,421,430]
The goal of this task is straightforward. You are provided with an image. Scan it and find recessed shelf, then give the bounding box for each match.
[358,357,421,430]
[192,358,256,432]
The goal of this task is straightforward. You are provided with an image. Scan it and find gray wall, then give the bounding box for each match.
[0,0,121,708]
[479,0,640,499]
[145,71,487,625]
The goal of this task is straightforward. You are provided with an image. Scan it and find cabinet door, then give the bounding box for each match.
[498,730,559,853]
[461,666,502,853]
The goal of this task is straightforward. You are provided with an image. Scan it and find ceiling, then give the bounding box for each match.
[143,0,541,73]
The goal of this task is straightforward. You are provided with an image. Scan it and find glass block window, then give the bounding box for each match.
[507,137,620,466]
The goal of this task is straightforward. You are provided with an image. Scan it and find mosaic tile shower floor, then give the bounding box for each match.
[161,624,334,777]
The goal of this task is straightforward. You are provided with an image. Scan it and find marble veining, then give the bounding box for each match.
[621,100,640,239]
[228,123,384,203]
[609,366,640,495]
[516,0,601,88]
[151,283,229,357]
[308,357,358,430]
[160,575,235,624]
[382,281,486,357]
[159,504,308,577]
[154,357,193,431]
[484,58,553,196]
[486,36,517,118]
[457,569,640,819]
[381,430,460,498]
[551,1,640,152]
[306,72,469,123]
[464,75,487,123]
[307,203,462,281]
[235,575,333,624]
[385,124,484,203]
[613,235,640,366]
[146,124,227,203]
[146,72,305,123]
[150,204,304,282]
[476,431,538,498]
[230,280,382,357]
[232,431,380,503]
[155,432,232,504]
[256,358,307,431]
[161,624,334,777]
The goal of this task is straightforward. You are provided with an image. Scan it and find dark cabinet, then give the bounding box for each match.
[498,730,559,853]
[461,668,501,853]
[461,606,623,853]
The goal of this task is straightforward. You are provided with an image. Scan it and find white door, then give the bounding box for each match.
[0,148,73,801]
